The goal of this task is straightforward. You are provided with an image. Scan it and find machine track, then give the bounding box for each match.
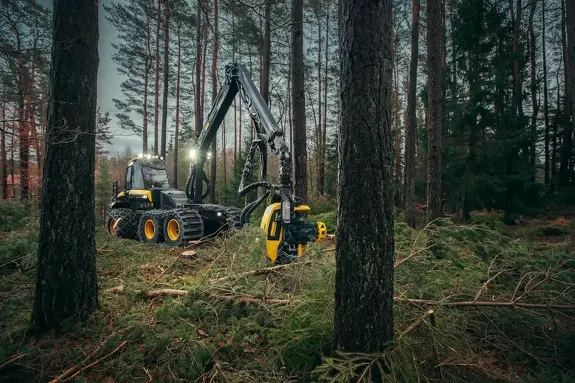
[163,208,204,245]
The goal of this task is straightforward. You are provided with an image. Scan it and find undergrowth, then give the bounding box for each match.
[0,204,573,382]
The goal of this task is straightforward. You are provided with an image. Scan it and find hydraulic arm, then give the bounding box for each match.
[186,62,293,226]
[185,62,326,263]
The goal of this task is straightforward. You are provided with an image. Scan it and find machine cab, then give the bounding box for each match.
[124,156,172,192]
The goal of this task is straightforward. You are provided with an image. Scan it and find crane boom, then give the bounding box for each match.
[185,62,293,226]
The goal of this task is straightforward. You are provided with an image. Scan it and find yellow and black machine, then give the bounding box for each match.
[106,62,326,264]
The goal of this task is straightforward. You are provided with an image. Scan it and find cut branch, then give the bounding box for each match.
[394,297,575,311]
[208,260,313,284]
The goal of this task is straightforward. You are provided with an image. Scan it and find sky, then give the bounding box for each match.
[38,0,142,155]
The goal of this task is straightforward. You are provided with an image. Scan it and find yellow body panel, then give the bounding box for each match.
[117,189,153,202]
[260,203,326,263]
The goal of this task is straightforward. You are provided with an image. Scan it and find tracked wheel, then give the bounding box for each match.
[163,208,204,246]
[224,206,242,229]
[137,210,166,243]
[105,208,137,239]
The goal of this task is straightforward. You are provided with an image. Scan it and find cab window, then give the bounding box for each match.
[125,165,133,190]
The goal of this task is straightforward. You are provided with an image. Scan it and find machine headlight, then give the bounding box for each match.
[207,151,212,160]
[189,149,197,160]
[138,153,144,158]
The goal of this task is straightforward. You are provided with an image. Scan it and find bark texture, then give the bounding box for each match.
[334,0,395,357]
[31,0,99,335]
[291,0,307,201]
[404,0,420,228]
[174,22,181,188]
[542,0,550,185]
[160,0,169,159]
[426,0,443,223]
[560,0,575,186]
[210,0,219,203]
[154,0,161,154]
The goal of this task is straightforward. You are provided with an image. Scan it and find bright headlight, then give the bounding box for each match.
[189,148,197,160]
[207,151,212,160]
[138,153,144,158]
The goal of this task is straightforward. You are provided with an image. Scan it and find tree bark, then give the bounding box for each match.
[528,0,539,176]
[404,0,420,228]
[542,0,550,185]
[316,18,323,196]
[291,0,307,201]
[160,0,169,159]
[31,0,99,334]
[143,15,152,153]
[426,0,443,223]
[195,0,202,137]
[174,21,181,188]
[321,4,329,197]
[560,0,575,186]
[1,89,6,200]
[154,0,161,154]
[334,0,394,361]
[15,31,29,201]
[262,0,271,105]
[210,0,219,203]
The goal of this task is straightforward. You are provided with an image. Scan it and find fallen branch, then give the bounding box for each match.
[208,260,313,284]
[398,310,435,341]
[394,297,575,311]
[59,341,127,383]
[211,293,293,305]
[48,334,116,383]
[0,354,27,370]
[144,289,188,298]
[103,285,124,294]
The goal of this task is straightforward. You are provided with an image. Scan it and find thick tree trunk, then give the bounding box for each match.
[210,0,219,203]
[426,0,443,223]
[404,0,420,228]
[528,0,539,176]
[394,62,402,207]
[542,0,550,185]
[291,0,307,201]
[31,0,99,335]
[160,0,169,159]
[334,0,394,361]
[195,0,202,137]
[154,0,161,154]
[560,0,575,186]
[174,22,181,188]
[262,0,271,105]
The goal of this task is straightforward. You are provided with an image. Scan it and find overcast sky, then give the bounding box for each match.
[38,0,142,155]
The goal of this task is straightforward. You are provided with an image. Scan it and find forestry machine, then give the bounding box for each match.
[105,62,326,264]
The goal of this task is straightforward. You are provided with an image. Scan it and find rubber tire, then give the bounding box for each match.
[105,208,137,239]
[137,210,166,243]
[163,209,204,246]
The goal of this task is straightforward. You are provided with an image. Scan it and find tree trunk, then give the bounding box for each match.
[404,0,420,228]
[262,0,271,105]
[160,0,169,159]
[291,0,307,201]
[320,4,329,197]
[316,18,323,196]
[1,90,6,200]
[560,0,575,186]
[426,0,443,223]
[542,0,550,185]
[31,0,99,335]
[15,32,29,201]
[154,0,161,154]
[174,22,181,189]
[552,69,560,188]
[143,16,152,153]
[528,0,539,176]
[210,0,219,203]
[195,0,202,137]
[335,0,394,361]
[394,61,402,207]
[232,14,237,163]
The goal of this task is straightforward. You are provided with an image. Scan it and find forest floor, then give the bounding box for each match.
[0,202,574,383]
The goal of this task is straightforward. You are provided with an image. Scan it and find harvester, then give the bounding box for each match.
[105,62,327,264]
